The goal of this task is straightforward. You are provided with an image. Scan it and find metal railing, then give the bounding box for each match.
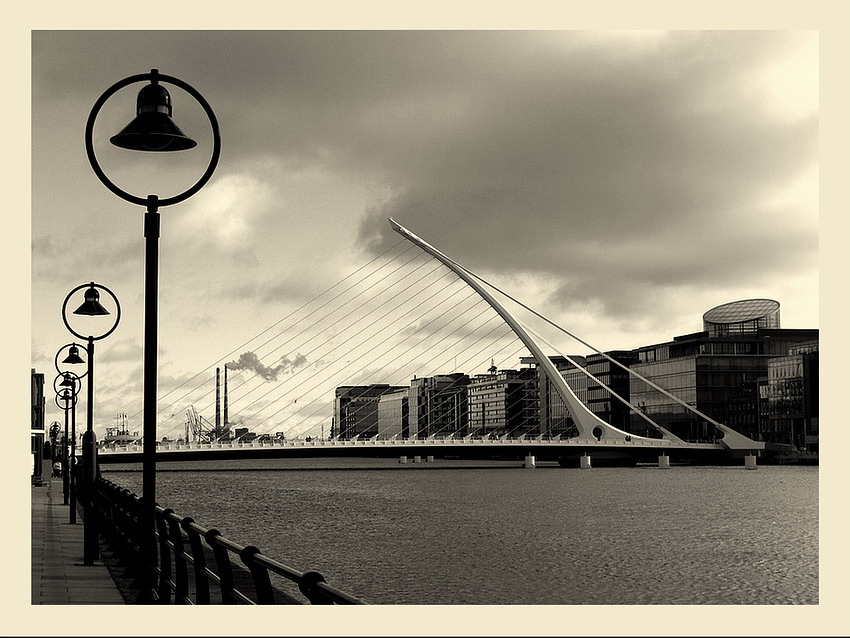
[92,477,365,605]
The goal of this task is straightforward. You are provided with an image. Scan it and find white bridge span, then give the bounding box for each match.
[97,435,728,462]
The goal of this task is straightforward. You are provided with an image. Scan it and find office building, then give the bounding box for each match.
[628,299,818,443]
[333,384,408,440]
[409,373,470,438]
[377,389,410,439]
[467,367,538,438]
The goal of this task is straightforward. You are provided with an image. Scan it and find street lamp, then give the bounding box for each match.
[55,343,86,508]
[48,420,61,479]
[86,69,220,602]
[53,368,82,523]
[61,283,121,565]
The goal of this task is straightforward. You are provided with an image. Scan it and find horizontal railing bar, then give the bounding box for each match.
[95,476,364,605]
[250,552,306,582]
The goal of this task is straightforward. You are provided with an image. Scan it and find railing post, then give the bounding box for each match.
[240,545,276,604]
[182,517,210,604]
[167,514,190,604]
[205,529,237,604]
[122,489,147,587]
[156,509,173,603]
[298,570,333,604]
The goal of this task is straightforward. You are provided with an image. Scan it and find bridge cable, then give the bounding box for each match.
[247,287,491,436]
[139,238,411,431]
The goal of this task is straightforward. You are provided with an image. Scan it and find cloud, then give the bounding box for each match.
[171,172,275,253]
[354,31,817,329]
[226,350,308,382]
[101,338,143,363]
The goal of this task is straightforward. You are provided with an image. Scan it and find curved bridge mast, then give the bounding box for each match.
[390,218,668,443]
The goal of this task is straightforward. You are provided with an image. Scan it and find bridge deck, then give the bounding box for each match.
[98,436,727,463]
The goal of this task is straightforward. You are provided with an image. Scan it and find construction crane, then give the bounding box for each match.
[185,406,228,443]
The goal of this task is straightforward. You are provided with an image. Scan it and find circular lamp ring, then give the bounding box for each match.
[85,70,221,209]
[55,391,79,411]
[53,371,82,397]
[55,342,90,379]
[62,282,122,342]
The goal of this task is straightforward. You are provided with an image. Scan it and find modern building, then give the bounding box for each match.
[408,373,470,438]
[333,384,408,440]
[521,355,583,438]
[31,369,45,486]
[377,389,410,439]
[627,299,818,443]
[467,367,539,438]
[763,341,819,453]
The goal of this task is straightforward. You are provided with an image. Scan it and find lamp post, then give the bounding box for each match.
[55,344,86,515]
[54,371,82,522]
[61,283,121,565]
[54,393,71,505]
[86,69,220,602]
[53,382,77,521]
[48,420,61,479]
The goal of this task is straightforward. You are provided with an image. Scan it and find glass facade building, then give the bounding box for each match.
[764,343,819,452]
[333,384,408,440]
[408,373,470,438]
[702,298,780,337]
[377,389,409,439]
[629,300,817,444]
[467,368,538,438]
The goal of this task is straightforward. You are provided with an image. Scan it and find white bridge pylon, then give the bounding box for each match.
[389,218,665,445]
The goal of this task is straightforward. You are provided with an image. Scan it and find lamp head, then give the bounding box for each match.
[109,71,197,152]
[59,373,76,388]
[73,284,110,316]
[62,344,86,365]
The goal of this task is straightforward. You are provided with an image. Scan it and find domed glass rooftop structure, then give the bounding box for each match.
[702,299,780,336]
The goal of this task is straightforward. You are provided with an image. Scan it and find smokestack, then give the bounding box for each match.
[216,368,221,434]
[224,366,229,429]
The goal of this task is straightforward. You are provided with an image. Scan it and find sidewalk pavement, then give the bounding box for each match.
[31,476,125,604]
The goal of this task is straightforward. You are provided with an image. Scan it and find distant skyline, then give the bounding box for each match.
[31,30,818,439]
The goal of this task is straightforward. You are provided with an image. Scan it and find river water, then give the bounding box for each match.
[101,458,817,605]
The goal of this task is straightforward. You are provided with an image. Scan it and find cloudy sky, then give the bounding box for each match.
[30,29,820,440]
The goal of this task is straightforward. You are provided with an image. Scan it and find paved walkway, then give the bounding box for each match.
[31,476,125,604]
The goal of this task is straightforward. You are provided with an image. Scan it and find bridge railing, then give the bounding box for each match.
[92,476,365,605]
[98,434,722,456]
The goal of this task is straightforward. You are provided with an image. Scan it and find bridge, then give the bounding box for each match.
[100,218,764,468]
[98,434,749,468]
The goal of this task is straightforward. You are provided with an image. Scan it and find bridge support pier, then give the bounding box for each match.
[744,454,758,470]
[399,456,408,464]
[523,454,536,468]
[580,454,592,470]
[426,455,434,463]
[658,454,670,469]
[414,455,422,463]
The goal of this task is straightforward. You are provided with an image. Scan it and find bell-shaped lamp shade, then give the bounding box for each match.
[74,286,110,316]
[110,82,197,152]
[60,373,76,388]
[62,345,86,365]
